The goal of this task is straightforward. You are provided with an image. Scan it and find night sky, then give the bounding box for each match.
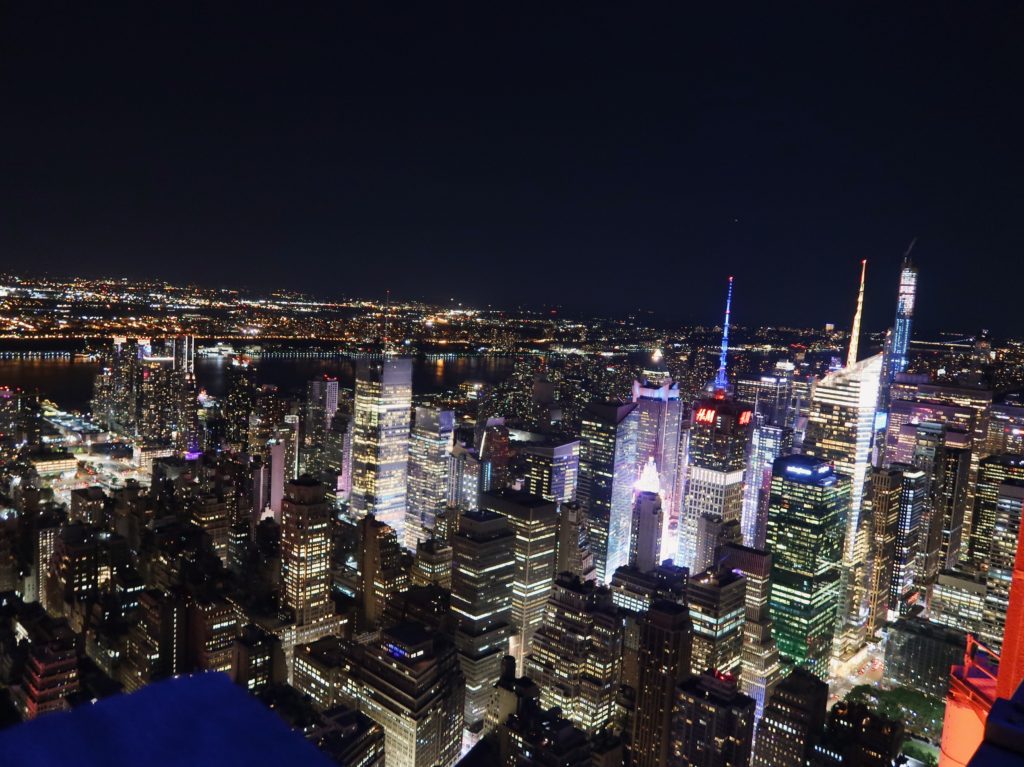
[3,3,1023,334]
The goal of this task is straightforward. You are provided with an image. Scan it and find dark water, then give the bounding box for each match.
[0,356,517,413]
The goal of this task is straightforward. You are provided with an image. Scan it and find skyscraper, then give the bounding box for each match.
[631,600,692,767]
[578,401,638,582]
[688,568,746,678]
[982,480,1024,653]
[335,623,465,767]
[679,394,753,571]
[631,377,684,557]
[555,501,597,582]
[970,454,1024,572]
[766,454,850,679]
[524,573,623,734]
[447,443,491,513]
[451,510,515,732]
[742,422,793,548]
[887,375,993,554]
[225,355,257,449]
[481,489,557,665]
[884,464,927,619]
[522,439,580,504]
[630,458,664,573]
[882,248,918,400]
[357,514,410,630]
[479,422,512,491]
[752,669,829,767]
[406,406,454,549]
[736,366,796,430]
[671,671,755,767]
[411,537,452,589]
[802,352,881,658]
[280,477,333,627]
[866,466,901,637]
[351,357,412,538]
[305,376,340,474]
[719,543,783,727]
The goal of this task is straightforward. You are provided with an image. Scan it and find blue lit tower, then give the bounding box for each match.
[713,276,734,393]
[885,245,918,388]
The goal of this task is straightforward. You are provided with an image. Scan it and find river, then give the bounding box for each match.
[0,355,517,413]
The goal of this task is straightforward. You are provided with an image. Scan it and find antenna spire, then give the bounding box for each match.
[846,260,867,367]
[903,237,917,263]
[714,276,733,391]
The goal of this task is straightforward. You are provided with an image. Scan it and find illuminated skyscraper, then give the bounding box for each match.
[679,395,753,571]
[986,395,1024,456]
[338,623,465,767]
[720,543,783,727]
[405,406,454,549]
[882,248,918,400]
[933,434,973,572]
[322,414,353,503]
[522,439,580,504]
[802,352,881,657]
[451,510,515,732]
[481,489,557,665]
[867,466,901,637]
[970,454,1024,572]
[524,573,623,734]
[351,357,412,538]
[225,355,257,449]
[741,422,793,548]
[631,377,684,557]
[766,455,850,679]
[447,443,491,513]
[280,477,333,627]
[932,567,987,635]
[887,375,993,551]
[305,376,339,474]
[578,401,638,582]
[736,365,796,429]
[752,669,828,767]
[631,600,692,767]
[411,537,452,589]
[688,567,746,678]
[630,458,663,573]
[897,460,929,614]
[873,464,927,621]
[982,480,1024,653]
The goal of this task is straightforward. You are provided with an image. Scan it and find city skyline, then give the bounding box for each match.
[2,5,1024,767]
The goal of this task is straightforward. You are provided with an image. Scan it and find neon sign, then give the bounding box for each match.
[695,407,716,425]
[738,411,752,426]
